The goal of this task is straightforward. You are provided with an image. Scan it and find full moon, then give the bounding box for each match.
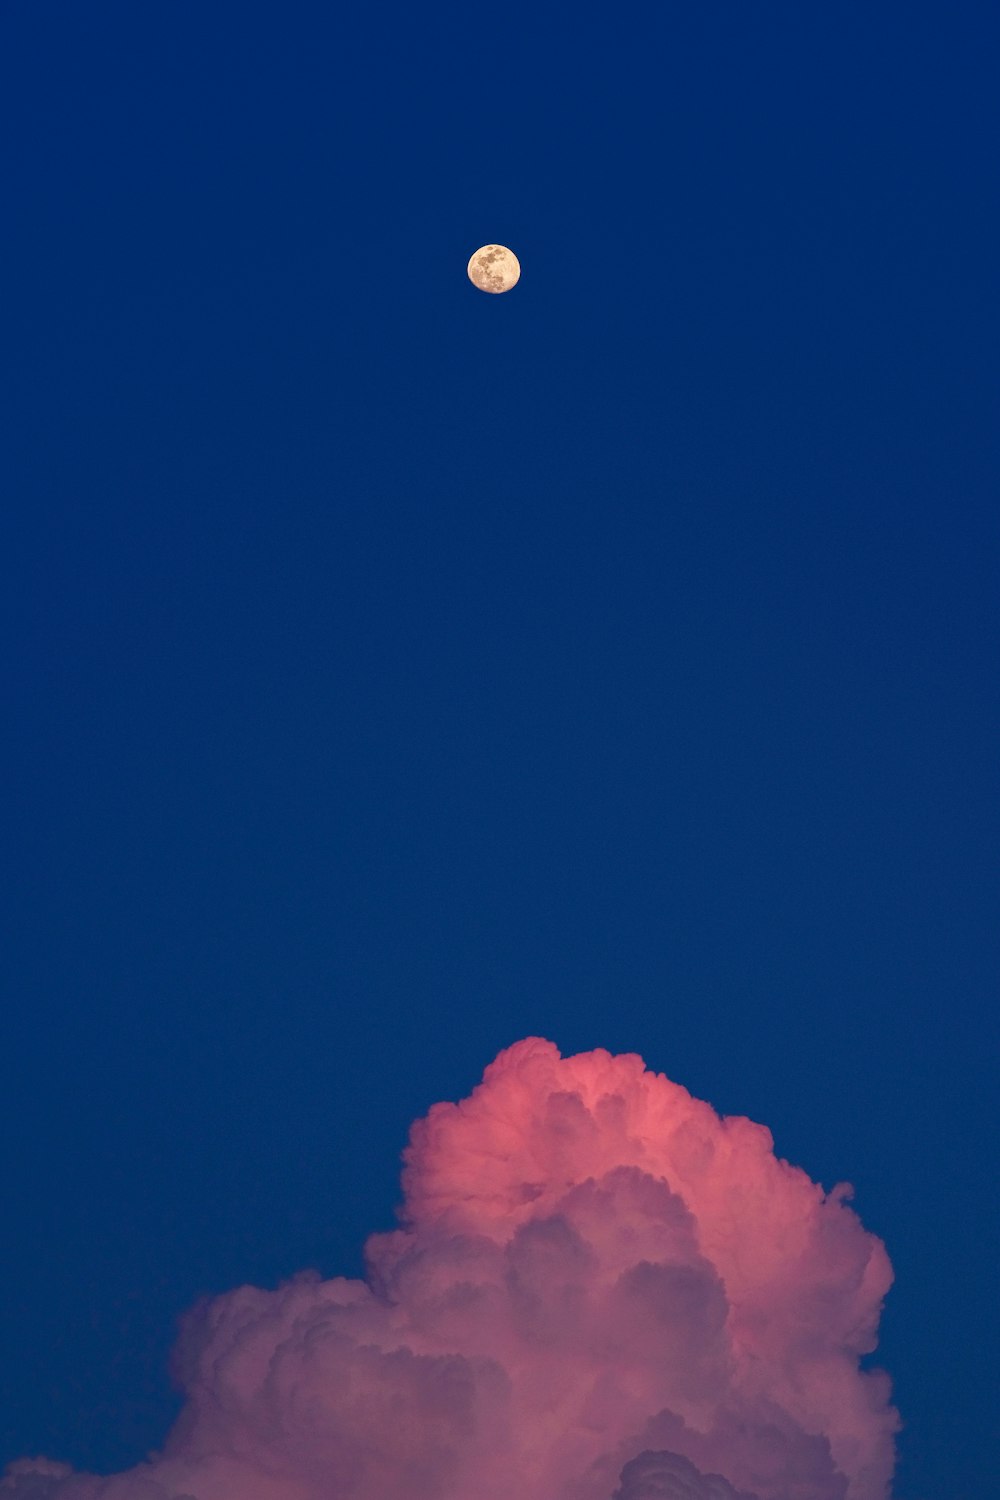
[467,244,521,294]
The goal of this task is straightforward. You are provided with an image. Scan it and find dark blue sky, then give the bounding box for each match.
[3,4,997,1496]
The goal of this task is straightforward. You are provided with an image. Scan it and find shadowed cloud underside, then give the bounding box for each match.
[3,1039,897,1500]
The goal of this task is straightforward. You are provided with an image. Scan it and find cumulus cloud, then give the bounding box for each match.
[3,1038,898,1500]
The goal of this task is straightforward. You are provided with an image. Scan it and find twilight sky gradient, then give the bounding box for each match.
[2,4,998,1498]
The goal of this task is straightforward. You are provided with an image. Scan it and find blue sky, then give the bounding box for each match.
[3,4,998,1496]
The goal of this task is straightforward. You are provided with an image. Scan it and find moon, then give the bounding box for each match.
[467,244,521,294]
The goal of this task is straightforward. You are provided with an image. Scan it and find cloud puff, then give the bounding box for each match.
[3,1039,897,1500]
[611,1449,755,1500]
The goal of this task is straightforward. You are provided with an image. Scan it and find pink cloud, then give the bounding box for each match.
[3,1039,898,1500]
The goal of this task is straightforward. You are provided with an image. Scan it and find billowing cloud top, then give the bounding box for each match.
[4,1039,897,1500]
